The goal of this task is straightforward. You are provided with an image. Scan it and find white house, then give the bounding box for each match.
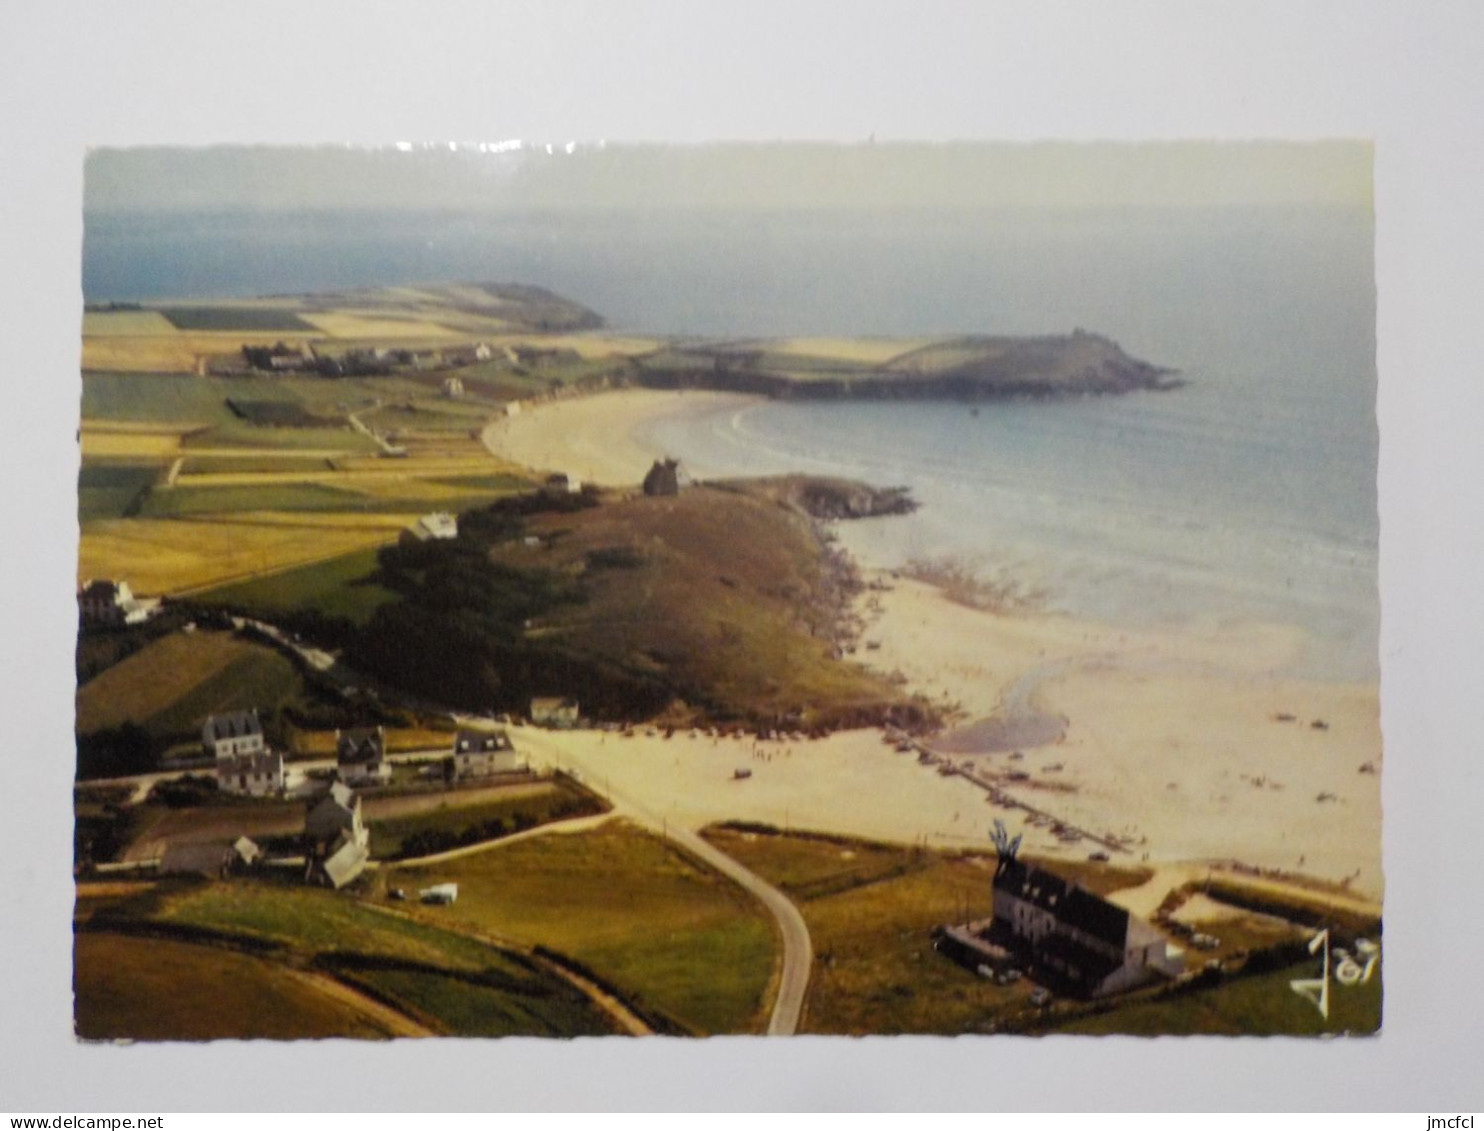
[336,726,390,786]
[217,748,285,797]
[203,710,265,760]
[442,376,464,398]
[404,512,459,543]
[989,857,1182,998]
[451,729,522,780]
[78,579,156,627]
[530,697,580,729]
[305,783,370,889]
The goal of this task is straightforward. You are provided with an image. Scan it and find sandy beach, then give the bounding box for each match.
[483,389,1383,901]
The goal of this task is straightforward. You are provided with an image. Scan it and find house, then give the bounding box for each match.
[403,511,459,544]
[216,748,285,797]
[642,458,681,497]
[158,837,260,880]
[78,579,155,627]
[305,782,370,889]
[441,376,465,398]
[306,781,365,845]
[530,697,580,729]
[451,728,522,780]
[202,710,265,760]
[473,341,494,362]
[419,883,458,905]
[335,726,390,786]
[940,857,1182,998]
[503,401,522,418]
[542,472,582,497]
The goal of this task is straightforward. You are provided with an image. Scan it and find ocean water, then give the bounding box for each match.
[84,204,1378,679]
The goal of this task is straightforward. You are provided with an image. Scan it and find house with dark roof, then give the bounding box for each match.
[304,782,370,889]
[451,728,522,780]
[335,726,389,786]
[203,711,265,759]
[935,856,1181,999]
[216,748,285,797]
[78,579,156,627]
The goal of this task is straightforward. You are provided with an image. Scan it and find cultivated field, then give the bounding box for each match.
[74,931,399,1040]
[382,820,778,1035]
[78,512,416,594]
[75,629,300,739]
[95,879,617,1038]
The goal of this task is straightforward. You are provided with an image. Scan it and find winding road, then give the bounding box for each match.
[512,726,813,1035]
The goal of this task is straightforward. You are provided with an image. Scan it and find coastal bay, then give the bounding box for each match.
[482,388,1382,900]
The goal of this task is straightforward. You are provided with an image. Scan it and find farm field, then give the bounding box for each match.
[87,880,617,1038]
[381,820,778,1035]
[74,931,398,1040]
[366,776,603,859]
[195,545,397,624]
[75,628,301,741]
[78,512,415,594]
[700,826,1152,1035]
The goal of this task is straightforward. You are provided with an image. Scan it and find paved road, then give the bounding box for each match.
[512,726,813,1036]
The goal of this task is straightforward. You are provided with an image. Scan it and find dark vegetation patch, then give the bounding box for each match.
[78,461,159,521]
[224,398,340,429]
[346,482,933,730]
[160,307,317,332]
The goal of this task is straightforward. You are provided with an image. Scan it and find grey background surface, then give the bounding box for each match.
[2,0,1481,1112]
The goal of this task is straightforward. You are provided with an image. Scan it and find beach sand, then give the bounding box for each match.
[483,388,1383,901]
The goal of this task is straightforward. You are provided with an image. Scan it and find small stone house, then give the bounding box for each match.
[305,782,370,889]
[530,697,580,729]
[216,749,285,797]
[451,729,522,779]
[78,579,153,627]
[336,726,389,786]
[403,511,459,544]
[203,710,266,760]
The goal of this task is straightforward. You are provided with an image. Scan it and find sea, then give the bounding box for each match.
[83,204,1379,680]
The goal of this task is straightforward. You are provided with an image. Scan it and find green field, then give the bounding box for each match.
[702,827,1151,1035]
[1050,960,1382,1037]
[195,545,397,623]
[367,778,605,859]
[74,931,396,1040]
[139,481,369,518]
[159,306,319,332]
[78,461,159,522]
[91,880,616,1038]
[383,821,777,1035]
[75,629,304,744]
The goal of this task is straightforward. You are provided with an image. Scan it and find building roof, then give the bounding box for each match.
[321,835,369,889]
[232,837,261,865]
[994,858,1130,948]
[203,710,263,744]
[336,727,385,765]
[455,729,512,753]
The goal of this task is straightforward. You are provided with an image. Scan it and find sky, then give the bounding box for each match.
[84,140,1373,213]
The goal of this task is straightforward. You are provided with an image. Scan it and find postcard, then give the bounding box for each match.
[73,141,1381,1040]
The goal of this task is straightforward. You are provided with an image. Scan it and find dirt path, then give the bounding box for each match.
[281,967,436,1038]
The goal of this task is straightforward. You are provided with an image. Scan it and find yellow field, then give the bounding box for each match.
[770,337,939,364]
[300,313,465,339]
[81,310,178,336]
[81,333,322,374]
[78,512,414,594]
[79,426,192,459]
[76,631,259,733]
